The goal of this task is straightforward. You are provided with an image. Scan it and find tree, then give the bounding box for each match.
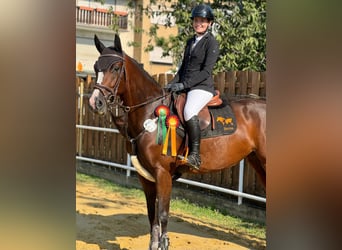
[129,0,266,72]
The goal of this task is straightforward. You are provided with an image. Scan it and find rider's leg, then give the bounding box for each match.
[184,89,213,170]
[185,115,201,169]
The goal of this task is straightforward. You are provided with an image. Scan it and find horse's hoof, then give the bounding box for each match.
[149,241,159,250]
[160,234,170,250]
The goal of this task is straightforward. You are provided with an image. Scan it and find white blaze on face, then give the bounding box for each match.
[89,72,104,109]
[96,72,104,84]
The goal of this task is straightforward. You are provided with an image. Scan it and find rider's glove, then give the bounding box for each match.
[165,82,185,92]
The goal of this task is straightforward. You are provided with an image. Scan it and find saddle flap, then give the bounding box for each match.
[174,93,211,130]
[174,93,186,125]
[207,90,223,107]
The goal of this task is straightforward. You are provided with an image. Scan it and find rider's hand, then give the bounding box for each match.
[165,82,185,92]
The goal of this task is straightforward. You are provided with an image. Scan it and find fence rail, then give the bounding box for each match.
[75,124,266,204]
[76,71,266,205]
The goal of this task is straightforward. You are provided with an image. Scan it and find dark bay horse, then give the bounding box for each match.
[89,34,266,250]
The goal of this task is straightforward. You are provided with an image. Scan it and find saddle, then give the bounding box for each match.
[174,90,223,130]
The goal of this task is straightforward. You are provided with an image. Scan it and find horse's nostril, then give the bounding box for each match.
[95,98,103,109]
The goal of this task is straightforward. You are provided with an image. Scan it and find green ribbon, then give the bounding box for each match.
[156,112,167,145]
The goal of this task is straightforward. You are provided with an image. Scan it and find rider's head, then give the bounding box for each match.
[190,4,214,35]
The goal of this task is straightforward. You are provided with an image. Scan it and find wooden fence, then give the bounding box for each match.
[76,71,266,200]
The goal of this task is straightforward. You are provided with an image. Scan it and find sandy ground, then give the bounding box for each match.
[76,178,266,250]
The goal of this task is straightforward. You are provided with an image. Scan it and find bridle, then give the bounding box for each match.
[93,53,126,111]
[92,52,171,145]
[94,52,170,115]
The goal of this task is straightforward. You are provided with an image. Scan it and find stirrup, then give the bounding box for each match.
[178,153,200,170]
[185,161,200,170]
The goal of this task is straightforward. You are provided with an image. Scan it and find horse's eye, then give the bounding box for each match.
[111,64,120,72]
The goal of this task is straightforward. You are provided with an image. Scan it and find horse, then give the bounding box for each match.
[89,34,266,250]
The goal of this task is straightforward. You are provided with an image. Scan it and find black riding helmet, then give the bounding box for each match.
[190,4,214,21]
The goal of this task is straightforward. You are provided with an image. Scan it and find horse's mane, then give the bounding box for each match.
[125,54,162,88]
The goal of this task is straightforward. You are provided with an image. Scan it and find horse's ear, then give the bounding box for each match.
[94,34,105,53]
[114,33,122,53]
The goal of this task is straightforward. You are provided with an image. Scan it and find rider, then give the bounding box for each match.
[166,4,219,170]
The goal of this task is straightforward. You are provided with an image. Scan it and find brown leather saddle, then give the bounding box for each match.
[174,90,223,130]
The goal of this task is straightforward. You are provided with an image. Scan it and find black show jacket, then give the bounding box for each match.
[169,32,219,95]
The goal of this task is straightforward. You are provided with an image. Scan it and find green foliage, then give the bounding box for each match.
[212,0,266,71]
[127,0,266,72]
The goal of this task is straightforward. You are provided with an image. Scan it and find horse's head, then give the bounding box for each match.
[89,34,125,115]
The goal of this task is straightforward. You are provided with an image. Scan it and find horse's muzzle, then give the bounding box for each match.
[89,95,107,115]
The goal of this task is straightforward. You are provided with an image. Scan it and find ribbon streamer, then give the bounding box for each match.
[155,105,169,145]
[162,115,179,156]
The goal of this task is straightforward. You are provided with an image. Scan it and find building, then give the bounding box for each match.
[76,0,177,75]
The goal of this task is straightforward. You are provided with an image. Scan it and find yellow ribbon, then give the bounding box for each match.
[162,126,170,156]
[170,122,177,156]
[162,116,178,157]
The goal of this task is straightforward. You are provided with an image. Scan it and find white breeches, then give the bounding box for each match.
[184,89,213,121]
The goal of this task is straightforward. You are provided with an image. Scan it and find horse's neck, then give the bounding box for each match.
[124,58,161,104]
[122,58,164,136]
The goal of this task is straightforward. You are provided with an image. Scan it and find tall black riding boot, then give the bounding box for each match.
[185,116,201,170]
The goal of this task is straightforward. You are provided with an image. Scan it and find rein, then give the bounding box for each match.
[115,93,170,113]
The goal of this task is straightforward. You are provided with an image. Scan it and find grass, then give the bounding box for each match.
[77,172,145,199]
[171,198,265,239]
[76,172,265,240]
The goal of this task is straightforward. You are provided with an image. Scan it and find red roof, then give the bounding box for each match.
[114,11,128,16]
[78,6,128,16]
[79,6,94,11]
[96,8,108,13]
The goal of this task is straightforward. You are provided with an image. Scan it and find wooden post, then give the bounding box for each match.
[158,73,166,87]
[260,72,266,97]
[225,71,236,96]
[250,71,261,95]
[239,71,248,95]
[76,77,80,155]
[78,78,84,156]
[216,71,225,94]
[166,73,174,83]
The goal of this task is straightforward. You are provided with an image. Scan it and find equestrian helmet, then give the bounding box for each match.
[191,4,214,21]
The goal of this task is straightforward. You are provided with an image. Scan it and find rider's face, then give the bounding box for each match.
[192,17,211,34]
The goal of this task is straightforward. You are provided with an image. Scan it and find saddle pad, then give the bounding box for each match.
[201,104,237,139]
[175,103,237,140]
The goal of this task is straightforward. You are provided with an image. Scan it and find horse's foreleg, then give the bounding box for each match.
[139,166,172,250]
[155,169,172,250]
[138,176,159,249]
